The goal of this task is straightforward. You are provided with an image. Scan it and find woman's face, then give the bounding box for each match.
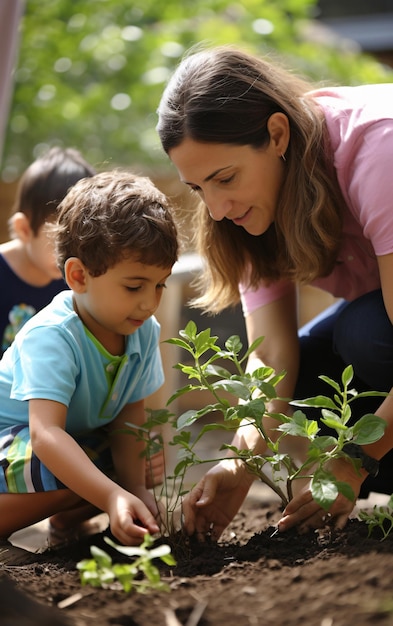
[169,135,286,237]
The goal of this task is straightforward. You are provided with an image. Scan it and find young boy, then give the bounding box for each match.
[0,146,96,355]
[0,170,178,546]
[1,149,164,492]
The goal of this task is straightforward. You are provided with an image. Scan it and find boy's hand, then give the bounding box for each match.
[107,489,160,546]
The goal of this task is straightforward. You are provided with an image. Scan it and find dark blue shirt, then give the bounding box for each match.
[0,254,66,355]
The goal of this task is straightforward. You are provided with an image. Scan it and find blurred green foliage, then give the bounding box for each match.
[2,0,393,180]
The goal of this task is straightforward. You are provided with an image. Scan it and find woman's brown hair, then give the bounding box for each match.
[157,45,345,313]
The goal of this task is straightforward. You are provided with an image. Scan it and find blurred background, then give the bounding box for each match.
[2,1,393,179]
[1,0,393,227]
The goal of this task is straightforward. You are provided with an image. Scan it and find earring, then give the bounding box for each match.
[281,153,286,162]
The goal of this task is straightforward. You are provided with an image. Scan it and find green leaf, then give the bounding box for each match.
[172,457,193,475]
[211,378,250,399]
[79,571,102,587]
[194,328,219,355]
[318,375,342,395]
[236,399,266,421]
[257,381,278,399]
[176,410,200,429]
[200,421,240,434]
[177,404,225,430]
[77,559,97,572]
[204,363,233,378]
[160,553,177,566]
[351,414,386,444]
[341,365,354,387]
[90,545,112,568]
[171,430,191,445]
[112,565,134,592]
[181,320,197,341]
[224,335,243,354]
[308,435,337,453]
[165,338,195,353]
[336,480,355,502]
[291,395,338,410]
[267,411,291,424]
[311,471,339,510]
[352,391,388,399]
[277,411,319,438]
[250,365,276,379]
[104,535,175,565]
[342,404,351,424]
[178,365,201,378]
[167,384,200,405]
[143,408,174,427]
[320,414,348,431]
[104,537,149,557]
[243,336,265,361]
[144,545,173,559]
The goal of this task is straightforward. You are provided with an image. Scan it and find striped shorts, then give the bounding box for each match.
[0,424,113,493]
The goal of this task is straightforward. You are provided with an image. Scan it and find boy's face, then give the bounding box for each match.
[71,255,172,352]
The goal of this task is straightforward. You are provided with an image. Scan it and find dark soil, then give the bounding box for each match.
[1,498,393,626]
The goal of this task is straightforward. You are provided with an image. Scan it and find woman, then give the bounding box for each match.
[156,45,393,539]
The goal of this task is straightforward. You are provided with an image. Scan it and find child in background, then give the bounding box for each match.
[0,146,96,355]
[0,170,178,546]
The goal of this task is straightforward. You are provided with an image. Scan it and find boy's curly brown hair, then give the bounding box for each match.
[55,170,178,277]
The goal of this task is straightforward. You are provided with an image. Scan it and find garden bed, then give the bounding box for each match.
[2,496,393,626]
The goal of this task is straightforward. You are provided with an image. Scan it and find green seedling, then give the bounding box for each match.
[125,321,387,534]
[157,321,387,514]
[359,494,393,540]
[288,366,387,510]
[77,533,176,593]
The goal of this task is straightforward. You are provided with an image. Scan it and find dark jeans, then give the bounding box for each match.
[295,289,393,497]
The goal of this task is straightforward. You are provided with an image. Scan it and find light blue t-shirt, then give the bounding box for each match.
[0,290,164,434]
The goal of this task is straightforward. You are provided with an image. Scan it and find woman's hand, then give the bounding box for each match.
[182,459,254,541]
[277,456,365,534]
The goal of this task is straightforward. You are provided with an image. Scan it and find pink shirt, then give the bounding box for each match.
[240,84,393,316]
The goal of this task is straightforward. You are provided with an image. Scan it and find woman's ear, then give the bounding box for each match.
[267,112,290,157]
[10,212,33,243]
[64,257,88,293]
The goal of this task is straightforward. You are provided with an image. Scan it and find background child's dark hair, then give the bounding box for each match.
[11,146,96,235]
[55,170,179,277]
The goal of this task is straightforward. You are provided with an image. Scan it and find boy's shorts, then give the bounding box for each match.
[0,424,113,493]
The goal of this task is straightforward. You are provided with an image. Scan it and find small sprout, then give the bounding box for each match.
[77,533,176,593]
[359,494,393,540]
